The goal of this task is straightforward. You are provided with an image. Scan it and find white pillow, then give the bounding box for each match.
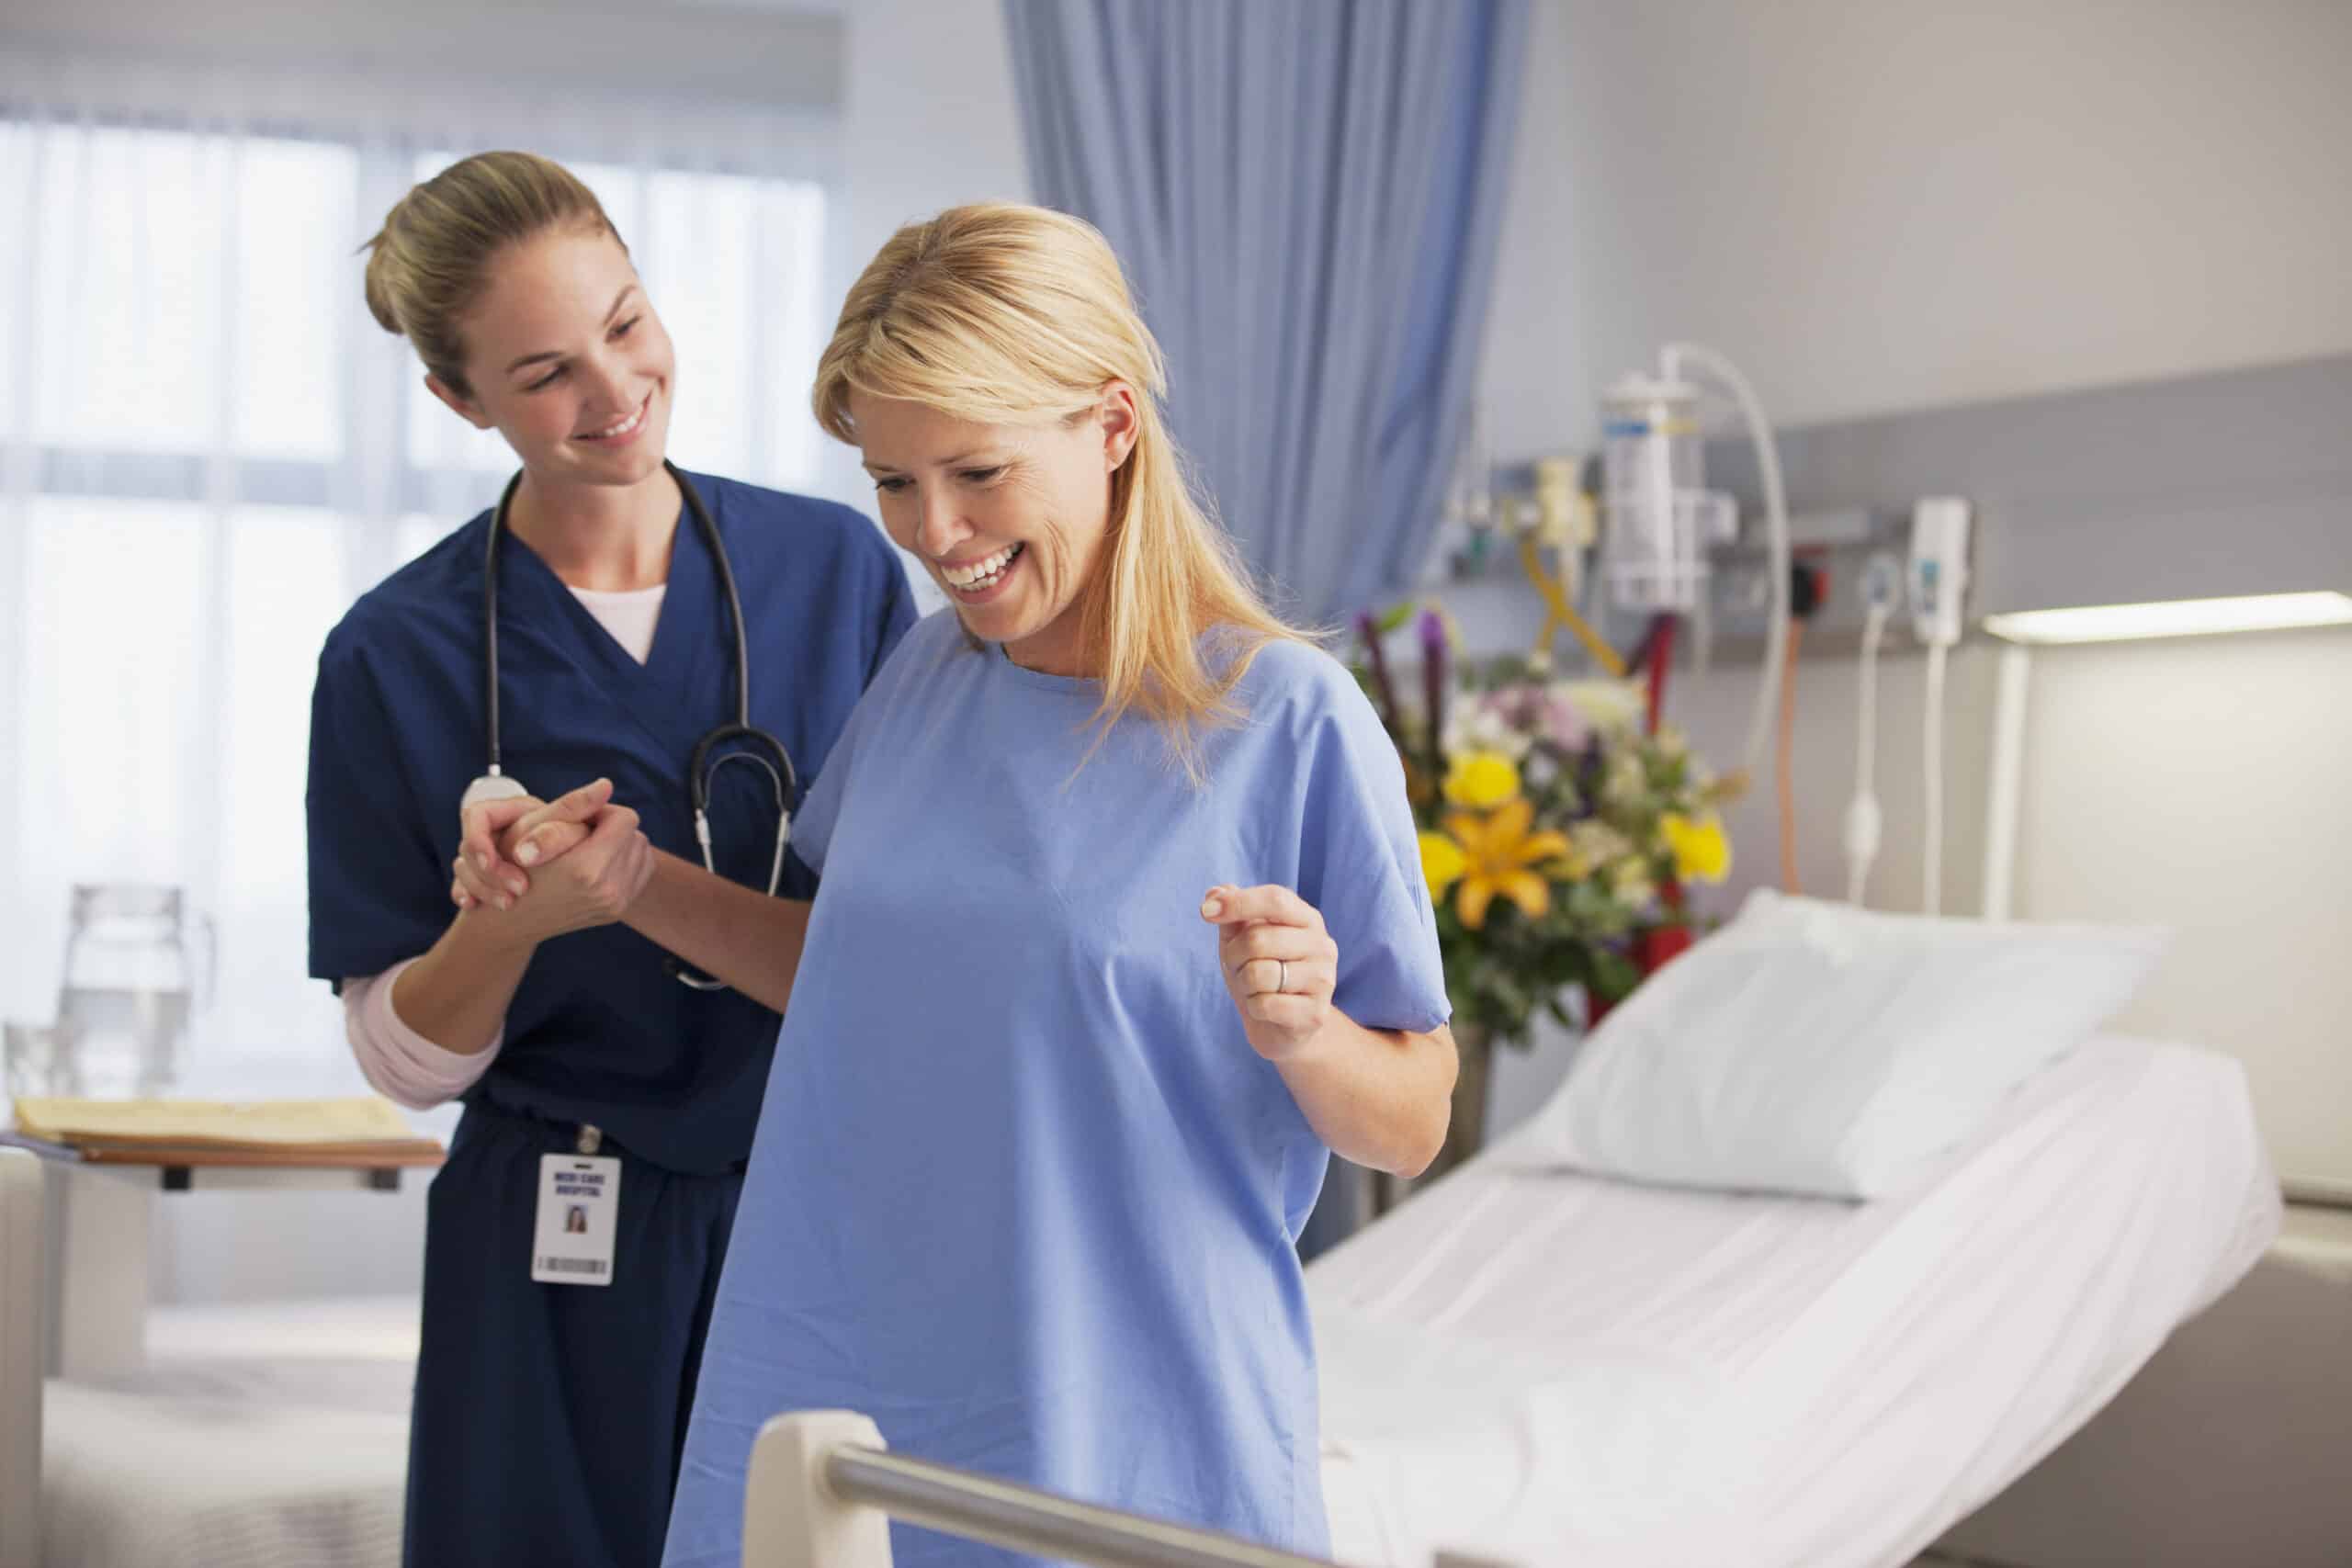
[1495,889,2170,1199]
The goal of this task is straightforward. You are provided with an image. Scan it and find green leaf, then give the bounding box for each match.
[1590,948,1642,1003]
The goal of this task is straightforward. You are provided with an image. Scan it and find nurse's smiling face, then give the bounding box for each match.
[425,225,677,491]
[853,389,1138,677]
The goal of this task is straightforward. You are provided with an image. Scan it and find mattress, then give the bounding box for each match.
[1307,1036,2281,1568]
[40,1298,416,1568]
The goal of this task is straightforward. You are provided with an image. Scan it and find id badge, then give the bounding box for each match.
[533,1153,620,1286]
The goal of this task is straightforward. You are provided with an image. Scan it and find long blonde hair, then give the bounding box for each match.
[362,151,623,397]
[812,203,1303,776]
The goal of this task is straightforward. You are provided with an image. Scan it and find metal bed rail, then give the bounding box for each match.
[741,1411,1517,1568]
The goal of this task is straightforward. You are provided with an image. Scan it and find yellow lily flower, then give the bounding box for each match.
[1445,797,1573,930]
[1659,811,1731,884]
[1442,749,1522,809]
[1419,830,1467,895]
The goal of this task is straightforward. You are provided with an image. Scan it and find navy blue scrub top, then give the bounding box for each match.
[306,472,915,1174]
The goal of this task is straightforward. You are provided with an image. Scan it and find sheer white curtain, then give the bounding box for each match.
[0,53,842,1094]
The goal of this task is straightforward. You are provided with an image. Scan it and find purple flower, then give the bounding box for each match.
[1419,611,1448,774]
[1357,610,1401,737]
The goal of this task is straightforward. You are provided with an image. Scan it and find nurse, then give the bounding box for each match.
[650,203,1458,1566]
[304,151,913,1567]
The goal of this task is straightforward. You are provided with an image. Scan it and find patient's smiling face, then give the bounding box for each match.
[852,388,1138,678]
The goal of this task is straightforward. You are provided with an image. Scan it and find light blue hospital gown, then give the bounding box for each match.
[661,612,1450,1567]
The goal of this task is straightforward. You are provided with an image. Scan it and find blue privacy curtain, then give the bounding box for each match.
[1002,0,1529,622]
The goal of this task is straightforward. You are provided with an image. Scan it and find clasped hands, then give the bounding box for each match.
[450,778,651,942]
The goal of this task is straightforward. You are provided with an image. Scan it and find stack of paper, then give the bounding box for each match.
[7,1097,443,1167]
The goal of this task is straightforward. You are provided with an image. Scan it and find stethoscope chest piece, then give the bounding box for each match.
[459,773,532,818]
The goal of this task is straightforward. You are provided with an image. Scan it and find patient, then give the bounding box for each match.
[475,203,1456,1564]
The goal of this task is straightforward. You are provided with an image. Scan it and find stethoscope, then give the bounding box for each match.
[460,460,796,991]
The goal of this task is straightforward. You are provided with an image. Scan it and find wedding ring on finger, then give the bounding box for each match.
[1277,959,1289,995]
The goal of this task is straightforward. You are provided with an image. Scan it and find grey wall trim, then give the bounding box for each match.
[1703,353,2352,620]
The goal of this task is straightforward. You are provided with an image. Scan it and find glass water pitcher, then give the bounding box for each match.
[56,883,212,1099]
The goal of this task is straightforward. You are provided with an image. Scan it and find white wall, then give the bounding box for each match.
[1476,0,2352,1189]
[840,0,1028,273]
[812,0,1030,536]
[153,1182,432,1304]
[1482,0,2352,455]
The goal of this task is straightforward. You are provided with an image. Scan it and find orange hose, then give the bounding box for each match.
[1778,617,1804,893]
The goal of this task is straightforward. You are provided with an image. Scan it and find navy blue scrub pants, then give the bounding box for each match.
[403,1103,743,1568]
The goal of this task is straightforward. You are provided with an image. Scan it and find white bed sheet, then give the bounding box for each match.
[41,1298,417,1568]
[1308,1036,2280,1568]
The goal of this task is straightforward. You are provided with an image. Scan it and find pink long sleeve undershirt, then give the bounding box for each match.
[343,961,502,1110]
